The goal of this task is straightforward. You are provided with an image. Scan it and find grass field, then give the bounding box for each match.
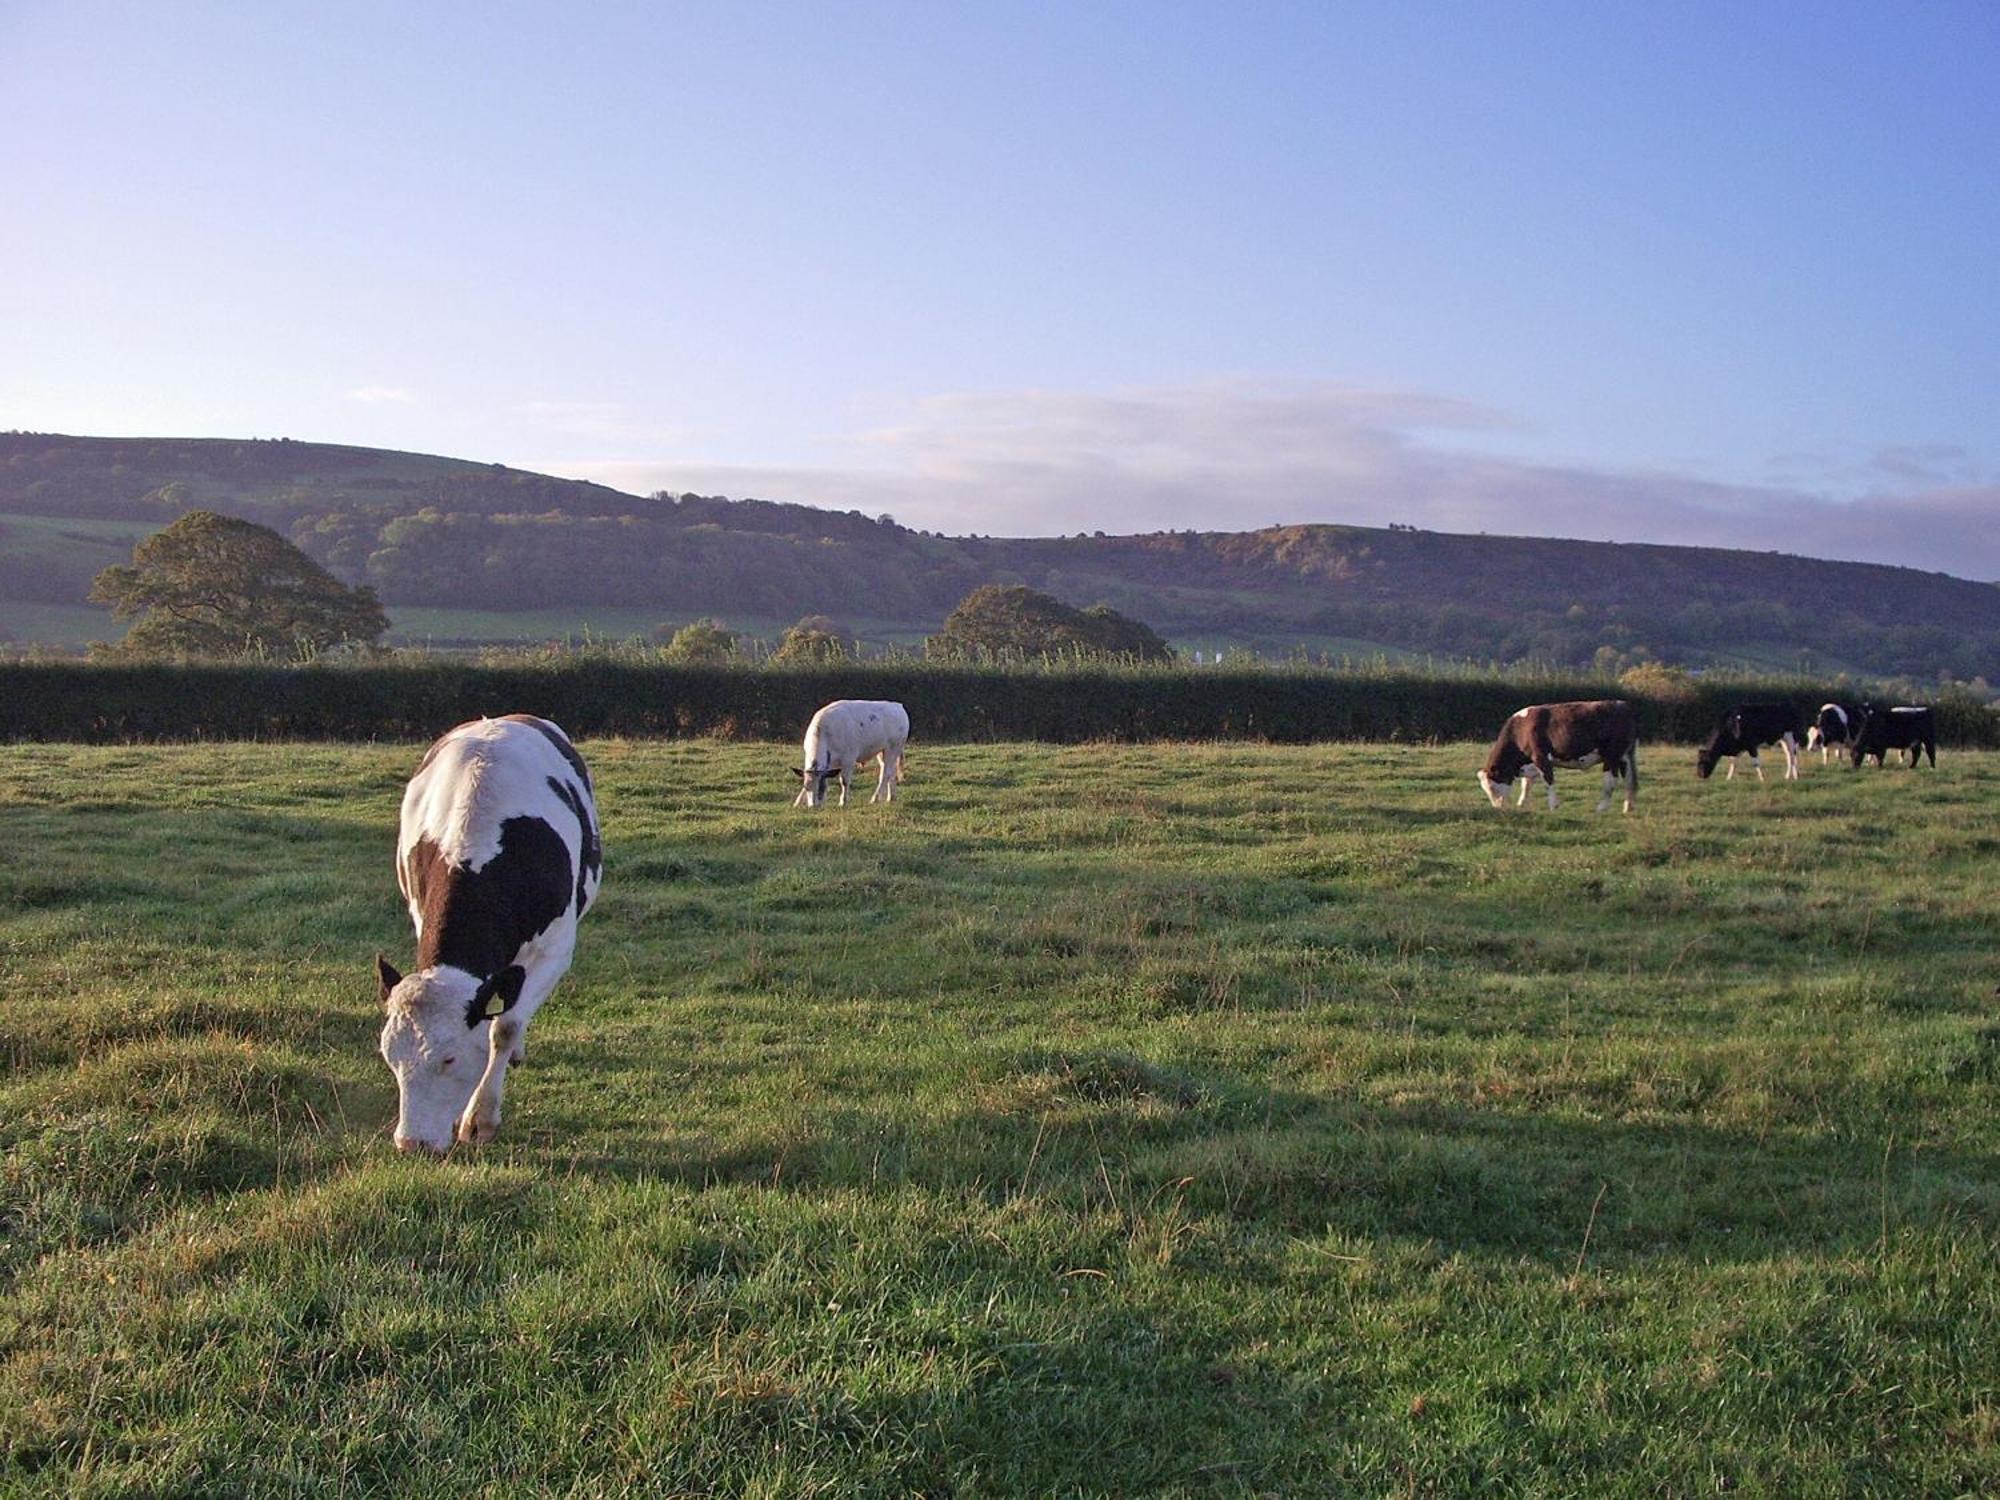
[3,741,1997,1496]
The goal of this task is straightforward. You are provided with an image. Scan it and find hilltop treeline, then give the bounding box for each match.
[4,658,1994,748]
[6,432,1999,679]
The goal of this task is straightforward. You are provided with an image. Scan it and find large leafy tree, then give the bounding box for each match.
[91,510,388,657]
[927,585,1173,662]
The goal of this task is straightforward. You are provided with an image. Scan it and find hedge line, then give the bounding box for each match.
[3,661,1995,747]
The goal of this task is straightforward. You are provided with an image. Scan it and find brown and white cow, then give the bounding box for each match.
[1479,699,1639,813]
[375,714,602,1154]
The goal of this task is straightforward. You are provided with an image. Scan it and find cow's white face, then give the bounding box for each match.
[379,969,483,1155]
[1477,769,1509,808]
[795,763,837,808]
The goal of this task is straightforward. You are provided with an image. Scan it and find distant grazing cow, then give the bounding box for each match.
[376,714,602,1154]
[792,699,910,807]
[1696,703,1803,782]
[1479,699,1638,813]
[1804,703,1857,764]
[1849,704,1936,769]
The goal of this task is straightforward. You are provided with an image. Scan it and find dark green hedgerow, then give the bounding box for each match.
[3,660,1994,746]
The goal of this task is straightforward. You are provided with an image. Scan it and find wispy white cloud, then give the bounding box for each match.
[542,381,2000,580]
[345,385,416,404]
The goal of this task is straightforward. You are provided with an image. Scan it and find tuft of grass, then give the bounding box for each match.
[2,740,1997,1496]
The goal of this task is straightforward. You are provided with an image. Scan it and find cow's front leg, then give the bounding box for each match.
[1534,756,1557,811]
[1725,758,1736,780]
[456,972,559,1144]
[1751,750,1765,782]
[457,1016,522,1145]
[1596,767,1616,813]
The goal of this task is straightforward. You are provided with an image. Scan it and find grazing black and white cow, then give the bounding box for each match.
[1803,703,1857,764]
[1479,699,1638,813]
[791,699,909,807]
[1849,704,1937,769]
[376,714,602,1154]
[1695,703,1803,782]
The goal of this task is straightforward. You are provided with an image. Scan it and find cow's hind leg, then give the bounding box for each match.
[1596,766,1616,813]
[1751,750,1765,782]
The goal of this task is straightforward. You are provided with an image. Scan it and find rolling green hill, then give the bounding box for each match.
[3,431,1995,679]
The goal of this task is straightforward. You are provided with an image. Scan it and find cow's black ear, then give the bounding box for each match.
[788,766,804,780]
[466,965,527,1028]
[376,953,402,1003]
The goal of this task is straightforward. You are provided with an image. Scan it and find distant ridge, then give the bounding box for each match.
[3,432,1995,680]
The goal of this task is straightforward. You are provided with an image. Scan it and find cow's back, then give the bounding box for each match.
[1543,699,1636,759]
[398,717,602,968]
[807,699,908,758]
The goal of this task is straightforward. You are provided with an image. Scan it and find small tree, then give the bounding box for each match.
[927,585,1173,662]
[90,509,388,658]
[772,615,851,663]
[657,618,738,664]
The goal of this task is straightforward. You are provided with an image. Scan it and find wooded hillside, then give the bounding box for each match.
[4,432,1995,679]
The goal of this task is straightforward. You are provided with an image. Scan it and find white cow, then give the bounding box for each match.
[376,714,602,1154]
[792,699,909,807]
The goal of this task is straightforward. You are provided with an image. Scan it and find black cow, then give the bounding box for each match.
[1849,705,1936,769]
[1696,703,1803,782]
[1478,699,1638,813]
[1803,703,1857,764]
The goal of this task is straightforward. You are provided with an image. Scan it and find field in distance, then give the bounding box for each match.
[3,741,1997,1495]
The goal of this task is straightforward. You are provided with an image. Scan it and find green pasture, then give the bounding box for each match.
[2,741,1996,1496]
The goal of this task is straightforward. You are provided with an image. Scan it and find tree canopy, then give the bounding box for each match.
[927,585,1174,662]
[656,617,739,664]
[771,615,852,664]
[90,510,388,658]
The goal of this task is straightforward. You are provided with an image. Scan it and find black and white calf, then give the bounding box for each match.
[1479,699,1639,813]
[376,714,602,1154]
[1695,703,1803,782]
[1850,704,1937,769]
[1803,703,1857,764]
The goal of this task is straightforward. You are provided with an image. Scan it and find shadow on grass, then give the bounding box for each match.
[516,1032,1999,1271]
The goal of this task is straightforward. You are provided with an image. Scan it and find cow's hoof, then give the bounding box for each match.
[510,1047,525,1065]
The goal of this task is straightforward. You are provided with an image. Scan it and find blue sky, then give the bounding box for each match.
[3,2,1997,573]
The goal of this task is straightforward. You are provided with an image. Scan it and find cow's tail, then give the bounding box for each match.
[1625,739,1639,808]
